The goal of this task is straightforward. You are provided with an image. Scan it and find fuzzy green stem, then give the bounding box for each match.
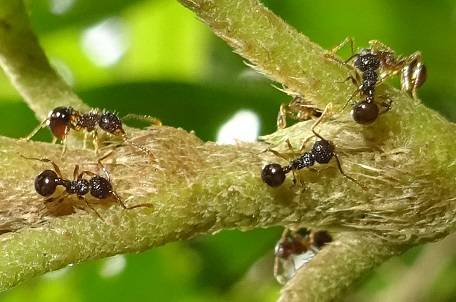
[0,0,87,120]
[0,0,455,300]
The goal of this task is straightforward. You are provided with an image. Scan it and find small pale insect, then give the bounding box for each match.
[273,228,332,285]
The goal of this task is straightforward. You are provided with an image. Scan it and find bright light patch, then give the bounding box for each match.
[99,255,126,278]
[81,18,129,67]
[49,0,75,15]
[216,110,260,144]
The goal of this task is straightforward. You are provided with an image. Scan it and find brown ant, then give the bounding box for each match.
[274,228,332,284]
[24,156,151,218]
[277,96,322,129]
[25,106,160,156]
[326,37,426,124]
[261,105,361,187]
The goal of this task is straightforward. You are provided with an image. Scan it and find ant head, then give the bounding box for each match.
[261,163,286,187]
[48,107,74,139]
[311,140,334,164]
[354,49,380,72]
[351,101,379,124]
[311,230,332,249]
[99,112,125,136]
[89,176,112,199]
[35,170,59,196]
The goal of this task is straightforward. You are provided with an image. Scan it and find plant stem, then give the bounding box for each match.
[0,0,87,121]
[0,0,455,301]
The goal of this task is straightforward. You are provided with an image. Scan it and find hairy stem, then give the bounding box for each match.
[0,0,455,300]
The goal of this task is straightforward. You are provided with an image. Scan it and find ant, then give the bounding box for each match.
[326,37,426,124]
[25,106,160,156]
[25,155,151,218]
[261,105,360,187]
[274,228,332,284]
[277,96,322,129]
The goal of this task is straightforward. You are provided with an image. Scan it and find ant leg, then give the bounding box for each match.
[92,130,100,155]
[368,40,395,53]
[60,136,67,158]
[23,118,49,141]
[122,114,162,127]
[77,170,97,180]
[21,156,65,179]
[311,103,333,140]
[83,132,88,150]
[328,36,356,57]
[333,153,366,190]
[73,165,80,180]
[111,191,152,210]
[96,159,112,182]
[267,148,290,162]
[277,103,289,129]
[78,196,103,220]
[121,134,156,161]
[377,95,393,114]
[400,52,426,98]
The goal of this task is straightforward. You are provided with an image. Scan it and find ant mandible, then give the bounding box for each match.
[25,106,160,157]
[274,228,332,284]
[25,155,151,218]
[326,37,426,124]
[261,104,361,187]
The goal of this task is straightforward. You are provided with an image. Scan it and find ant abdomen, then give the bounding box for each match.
[261,163,286,187]
[48,107,75,139]
[351,100,379,124]
[35,169,60,197]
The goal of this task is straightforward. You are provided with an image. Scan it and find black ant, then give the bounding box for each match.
[277,96,322,129]
[274,228,332,284]
[24,156,151,218]
[261,105,360,187]
[24,106,160,156]
[326,38,426,124]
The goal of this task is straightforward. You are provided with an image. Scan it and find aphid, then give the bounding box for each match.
[327,37,426,124]
[274,228,332,284]
[261,105,360,187]
[277,96,322,129]
[25,106,159,156]
[26,156,151,218]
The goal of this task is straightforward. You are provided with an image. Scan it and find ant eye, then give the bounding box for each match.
[261,164,286,187]
[351,101,379,124]
[99,112,125,136]
[49,107,73,139]
[35,170,58,196]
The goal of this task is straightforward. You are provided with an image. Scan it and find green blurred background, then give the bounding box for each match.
[0,0,455,301]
